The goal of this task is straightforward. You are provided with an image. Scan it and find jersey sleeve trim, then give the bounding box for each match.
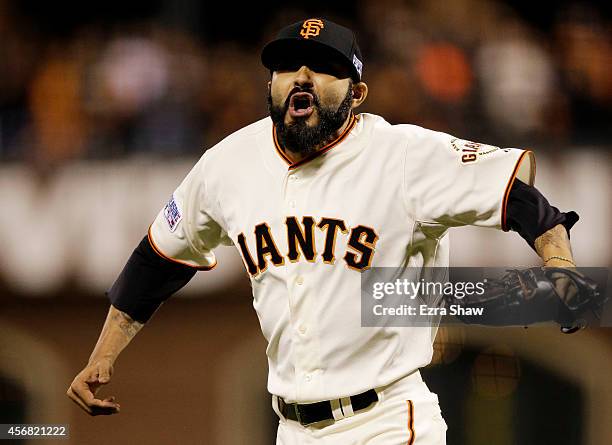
[501,150,536,232]
[147,225,217,271]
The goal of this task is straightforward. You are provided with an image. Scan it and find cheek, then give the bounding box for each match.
[315,76,349,102]
[320,85,348,107]
[269,87,285,107]
[270,81,289,105]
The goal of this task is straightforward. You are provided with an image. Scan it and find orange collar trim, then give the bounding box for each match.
[272,114,358,170]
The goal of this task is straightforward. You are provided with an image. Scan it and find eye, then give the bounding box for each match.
[274,60,303,73]
[309,61,351,79]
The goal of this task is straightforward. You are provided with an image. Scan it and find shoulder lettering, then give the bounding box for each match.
[450,138,500,164]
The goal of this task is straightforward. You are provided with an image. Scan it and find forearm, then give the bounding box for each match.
[88,305,144,365]
[534,223,575,267]
[69,232,188,416]
[90,235,195,363]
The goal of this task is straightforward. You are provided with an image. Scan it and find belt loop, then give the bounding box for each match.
[375,386,385,403]
[340,397,355,417]
[272,395,284,420]
[330,398,345,421]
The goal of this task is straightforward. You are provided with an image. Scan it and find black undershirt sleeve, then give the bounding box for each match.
[506,179,580,251]
[107,235,197,323]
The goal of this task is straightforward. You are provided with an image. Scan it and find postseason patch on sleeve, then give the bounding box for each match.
[163,194,183,232]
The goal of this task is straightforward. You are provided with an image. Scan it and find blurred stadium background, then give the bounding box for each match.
[0,0,610,443]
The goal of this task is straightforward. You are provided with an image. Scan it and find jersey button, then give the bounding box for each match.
[296,276,304,285]
[298,324,307,334]
[288,200,296,208]
[305,374,312,382]
[289,175,298,181]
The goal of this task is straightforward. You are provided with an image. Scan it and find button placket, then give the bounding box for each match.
[291,268,316,388]
[284,169,303,212]
[282,167,322,397]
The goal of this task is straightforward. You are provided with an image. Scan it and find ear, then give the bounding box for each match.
[351,82,368,108]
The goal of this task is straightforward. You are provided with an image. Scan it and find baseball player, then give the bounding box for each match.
[67,19,580,444]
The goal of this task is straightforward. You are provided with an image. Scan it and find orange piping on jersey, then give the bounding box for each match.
[501,150,535,232]
[272,114,358,170]
[406,400,415,445]
[147,226,217,271]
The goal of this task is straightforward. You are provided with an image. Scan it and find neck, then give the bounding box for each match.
[282,113,354,164]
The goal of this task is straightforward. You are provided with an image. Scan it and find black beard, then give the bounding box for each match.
[268,83,353,157]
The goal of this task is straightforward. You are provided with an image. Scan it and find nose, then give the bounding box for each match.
[293,65,314,88]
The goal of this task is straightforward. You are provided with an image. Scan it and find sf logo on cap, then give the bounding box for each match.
[300,19,324,39]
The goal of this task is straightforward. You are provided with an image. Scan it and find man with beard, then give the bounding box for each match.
[67,18,579,444]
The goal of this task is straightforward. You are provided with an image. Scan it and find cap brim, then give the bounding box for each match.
[261,38,359,81]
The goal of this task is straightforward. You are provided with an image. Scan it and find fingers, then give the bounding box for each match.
[85,362,113,384]
[66,366,120,416]
[98,368,111,384]
[67,383,121,416]
[85,372,98,384]
[67,386,118,415]
[74,377,120,409]
[67,386,92,414]
[82,362,114,398]
[67,386,121,416]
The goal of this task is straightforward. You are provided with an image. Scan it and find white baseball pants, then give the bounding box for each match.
[273,371,447,444]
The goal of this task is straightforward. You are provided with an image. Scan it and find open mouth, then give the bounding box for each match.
[288,92,314,118]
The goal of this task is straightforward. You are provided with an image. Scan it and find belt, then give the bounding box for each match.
[278,389,378,426]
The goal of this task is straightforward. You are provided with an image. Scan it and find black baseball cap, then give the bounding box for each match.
[261,18,364,82]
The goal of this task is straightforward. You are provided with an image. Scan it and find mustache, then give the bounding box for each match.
[284,86,320,112]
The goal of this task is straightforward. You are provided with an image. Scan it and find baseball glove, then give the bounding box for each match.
[446,267,606,333]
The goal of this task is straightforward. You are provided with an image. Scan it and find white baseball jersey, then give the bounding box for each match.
[149,112,535,403]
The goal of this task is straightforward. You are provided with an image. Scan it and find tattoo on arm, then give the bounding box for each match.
[535,224,573,258]
[535,230,563,252]
[113,310,144,340]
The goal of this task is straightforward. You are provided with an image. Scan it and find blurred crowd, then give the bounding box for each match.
[0,0,610,167]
